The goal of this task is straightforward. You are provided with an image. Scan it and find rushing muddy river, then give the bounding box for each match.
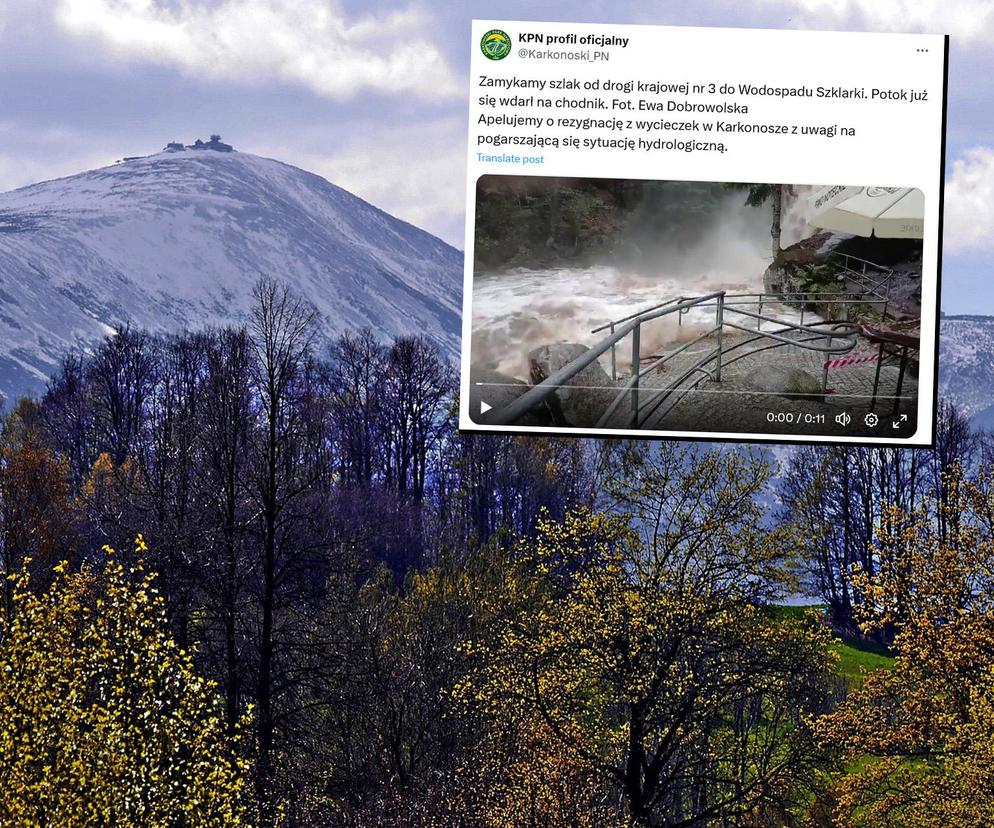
[469,263,814,381]
[468,186,832,382]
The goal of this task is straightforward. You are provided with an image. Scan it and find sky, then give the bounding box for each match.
[0,0,992,313]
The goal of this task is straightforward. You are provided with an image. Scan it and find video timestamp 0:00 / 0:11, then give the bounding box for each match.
[766,412,826,425]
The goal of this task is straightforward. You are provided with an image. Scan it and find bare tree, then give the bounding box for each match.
[247,278,318,800]
[41,351,94,487]
[328,329,387,489]
[381,336,452,501]
[140,333,206,647]
[85,326,156,466]
[780,408,978,637]
[199,326,254,730]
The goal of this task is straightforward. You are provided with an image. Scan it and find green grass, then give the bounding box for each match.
[833,636,893,686]
[774,605,895,687]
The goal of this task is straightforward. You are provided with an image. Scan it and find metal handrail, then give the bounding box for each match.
[604,316,858,429]
[697,292,885,306]
[833,252,894,275]
[638,323,862,425]
[595,328,719,427]
[606,349,721,428]
[721,306,861,344]
[590,295,684,334]
[690,293,885,330]
[830,252,896,315]
[835,265,888,300]
[599,291,877,382]
[486,290,862,429]
[484,292,725,426]
[592,290,883,336]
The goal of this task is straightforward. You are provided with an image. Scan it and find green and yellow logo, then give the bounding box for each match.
[481,29,511,61]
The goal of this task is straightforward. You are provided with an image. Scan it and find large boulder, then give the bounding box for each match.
[744,364,823,402]
[528,343,618,427]
[468,365,555,426]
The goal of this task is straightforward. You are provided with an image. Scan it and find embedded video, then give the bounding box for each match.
[465,176,928,440]
[459,20,945,445]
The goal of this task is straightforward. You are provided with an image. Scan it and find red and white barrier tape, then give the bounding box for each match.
[824,351,882,370]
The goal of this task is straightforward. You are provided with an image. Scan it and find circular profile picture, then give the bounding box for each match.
[481,29,512,60]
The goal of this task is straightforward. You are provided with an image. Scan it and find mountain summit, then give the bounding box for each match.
[0,147,462,403]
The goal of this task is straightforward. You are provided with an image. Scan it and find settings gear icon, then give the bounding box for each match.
[864,413,879,428]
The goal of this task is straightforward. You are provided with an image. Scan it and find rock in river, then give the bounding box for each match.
[528,343,618,426]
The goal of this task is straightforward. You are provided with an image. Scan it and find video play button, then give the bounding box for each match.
[480,401,492,414]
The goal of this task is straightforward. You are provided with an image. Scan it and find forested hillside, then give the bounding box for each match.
[0,280,991,827]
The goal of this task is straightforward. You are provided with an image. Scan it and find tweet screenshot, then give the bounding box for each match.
[460,21,947,445]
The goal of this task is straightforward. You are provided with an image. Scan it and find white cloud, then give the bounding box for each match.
[763,0,994,40]
[945,147,994,253]
[54,0,460,101]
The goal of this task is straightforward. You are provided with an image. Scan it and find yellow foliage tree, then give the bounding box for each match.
[0,538,254,827]
[816,470,994,827]
[459,505,834,827]
[399,556,615,827]
[452,717,618,828]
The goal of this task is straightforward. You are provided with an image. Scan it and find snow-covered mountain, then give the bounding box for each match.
[938,314,994,426]
[0,145,462,404]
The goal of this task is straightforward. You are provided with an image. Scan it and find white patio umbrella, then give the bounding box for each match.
[807,186,924,239]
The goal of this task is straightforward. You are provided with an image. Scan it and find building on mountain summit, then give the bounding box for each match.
[193,134,233,152]
[162,135,234,153]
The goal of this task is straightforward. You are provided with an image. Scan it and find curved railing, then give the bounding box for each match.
[484,292,725,426]
[484,290,863,429]
[613,319,858,428]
